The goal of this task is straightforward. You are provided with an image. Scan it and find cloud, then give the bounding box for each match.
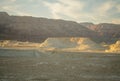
[1,5,34,16]
[0,0,120,24]
[95,1,113,15]
[44,0,85,19]
[44,0,120,24]
[116,4,120,12]
[112,19,120,24]
[0,0,42,16]
[10,0,16,2]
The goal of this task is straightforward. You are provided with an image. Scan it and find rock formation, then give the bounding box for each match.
[80,23,120,43]
[40,37,105,51]
[0,12,119,44]
[106,40,120,53]
[0,12,98,43]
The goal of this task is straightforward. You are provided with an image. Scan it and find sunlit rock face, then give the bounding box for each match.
[0,40,40,48]
[40,37,105,51]
[106,40,120,53]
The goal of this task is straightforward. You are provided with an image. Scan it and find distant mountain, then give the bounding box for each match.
[80,23,120,43]
[0,12,119,43]
[0,12,99,43]
[80,22,94,29]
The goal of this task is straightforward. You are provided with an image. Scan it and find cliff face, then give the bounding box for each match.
[80,23,120,43]
[0,12,99,43]
[0,12,119,43]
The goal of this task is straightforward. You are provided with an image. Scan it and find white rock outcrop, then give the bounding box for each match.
[40,37,104,51]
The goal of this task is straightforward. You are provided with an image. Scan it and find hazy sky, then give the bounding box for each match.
[0,0,120,24]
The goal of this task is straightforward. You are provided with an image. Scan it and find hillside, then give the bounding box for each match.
[80,22,120,43]
[0,12,99,43]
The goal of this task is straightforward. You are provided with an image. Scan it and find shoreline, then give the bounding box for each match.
[0,47,120,54]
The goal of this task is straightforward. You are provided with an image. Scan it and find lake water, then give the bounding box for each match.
[0,49,120,81]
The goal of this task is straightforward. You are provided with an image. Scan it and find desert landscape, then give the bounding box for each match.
[0,11,120,81]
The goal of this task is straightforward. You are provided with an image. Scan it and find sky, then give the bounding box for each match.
[0,0,120,24]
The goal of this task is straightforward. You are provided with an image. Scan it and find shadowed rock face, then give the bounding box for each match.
[0,12,99,43]
[0,12,119,43]
[80,22,120,43]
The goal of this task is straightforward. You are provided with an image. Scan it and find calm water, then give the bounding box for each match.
[0,49,120,81]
